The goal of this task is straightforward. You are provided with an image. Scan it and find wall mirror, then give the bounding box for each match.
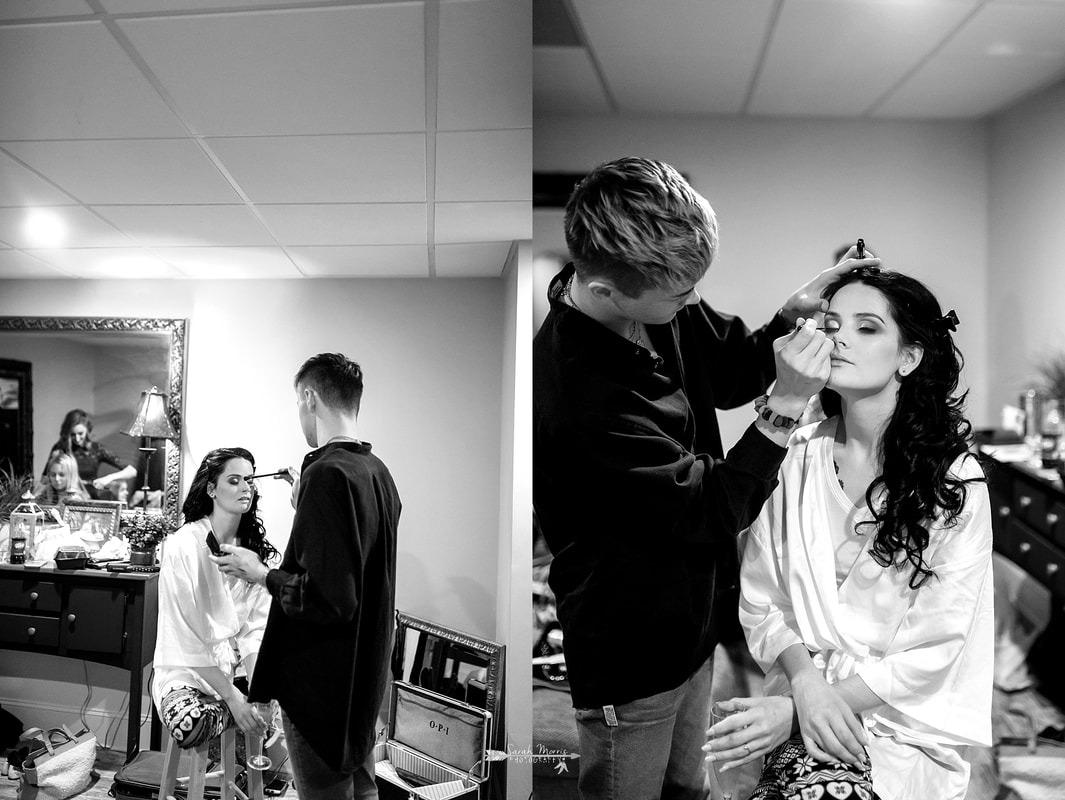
[0,317,187,526]
[392,611,506,749]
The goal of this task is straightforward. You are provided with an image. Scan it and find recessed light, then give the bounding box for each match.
[24,209,67,247]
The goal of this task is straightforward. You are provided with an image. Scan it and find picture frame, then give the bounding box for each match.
[62,499,122,541]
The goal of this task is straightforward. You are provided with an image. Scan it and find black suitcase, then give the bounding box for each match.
[108,749,247,800]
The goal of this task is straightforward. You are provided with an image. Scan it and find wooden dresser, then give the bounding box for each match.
[0,564,160,762]
[982,444,1065,601]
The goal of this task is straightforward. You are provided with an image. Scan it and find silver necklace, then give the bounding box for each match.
[565,274,647,349]
[628,321,645,348]
[562,274,579,311]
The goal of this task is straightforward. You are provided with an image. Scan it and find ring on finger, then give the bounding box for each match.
[743,743,750,756]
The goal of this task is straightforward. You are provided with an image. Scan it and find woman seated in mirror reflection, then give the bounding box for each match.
[152,447,280,749]
[706,268,993,800]
[45,409,136,501]
[34,451,91,507]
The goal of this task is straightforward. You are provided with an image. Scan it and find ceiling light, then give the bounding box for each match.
[24,209,67,247]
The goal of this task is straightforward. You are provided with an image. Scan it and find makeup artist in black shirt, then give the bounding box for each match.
[533,157,880,800]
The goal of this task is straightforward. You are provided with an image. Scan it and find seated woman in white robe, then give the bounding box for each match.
[704,267,993,800]
[152,447,280,748]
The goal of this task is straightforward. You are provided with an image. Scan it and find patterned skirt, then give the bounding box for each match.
[749,733,881,800]
[159,685,234,749]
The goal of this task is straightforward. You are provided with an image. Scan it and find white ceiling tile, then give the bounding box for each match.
[0,1,93,20]
[288,245,429,277]
[434,201,531,243]
[26,247,182,278]
[91,205,275,246]
[206,135,427,203]
[0,152,74,207]
[874,52,1065,117]
[437,0,531,131]
[0,206,131,248]
[100,0,331,11]
[436,130,531,202]
[2,140,242,204]
[0,21,186,140]
[117,5,425,137]
[572,0,776,114]
[435,241,512,277]
[255,204,427,246]
[152,246,301,278]
[941,2,1065,56]
[0,249,69,278]
[533,47,612,114]
[751,0,978,117]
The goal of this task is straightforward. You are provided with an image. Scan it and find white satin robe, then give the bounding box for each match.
[152,518,270,710]
[740,419,994,800]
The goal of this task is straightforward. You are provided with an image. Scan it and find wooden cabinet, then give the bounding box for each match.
[984,452,1065,603]
[0,564,160,762]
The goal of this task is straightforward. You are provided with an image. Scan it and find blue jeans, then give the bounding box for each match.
[282,711,377,800]
[574,658,713,800]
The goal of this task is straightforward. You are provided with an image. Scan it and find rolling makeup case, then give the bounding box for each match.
[374,680,493,800]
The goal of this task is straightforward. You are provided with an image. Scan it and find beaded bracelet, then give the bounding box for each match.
[754,394,799,430]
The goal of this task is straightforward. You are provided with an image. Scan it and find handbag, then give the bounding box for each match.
[18,724,97,800]
[995,708,1065,800]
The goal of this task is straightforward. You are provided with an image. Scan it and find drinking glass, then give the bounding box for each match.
[709,702,741,800]
[247,702,274,771]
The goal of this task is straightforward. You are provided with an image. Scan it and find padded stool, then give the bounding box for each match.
[159,726,265,800]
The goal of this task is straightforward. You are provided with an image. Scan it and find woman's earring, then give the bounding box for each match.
[899,367,910,377]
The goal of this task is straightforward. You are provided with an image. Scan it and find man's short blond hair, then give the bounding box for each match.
[564,157,718,297]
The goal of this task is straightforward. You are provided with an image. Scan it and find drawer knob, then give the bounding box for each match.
[29,591,38,601]
[1048,513,1061,526]
[1019,542,1032,554]
[27,627,36,637]
[67,614,76,624]
[1048,563,1060,577]
[999,506,1012,518]
[1019,496,1033,508]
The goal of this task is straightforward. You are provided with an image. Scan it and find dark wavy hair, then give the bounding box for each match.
[819,267,984,589]
[56,409,93,452]
[181,447,279,565]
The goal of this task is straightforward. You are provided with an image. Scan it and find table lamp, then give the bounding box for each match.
[121,386,176,509]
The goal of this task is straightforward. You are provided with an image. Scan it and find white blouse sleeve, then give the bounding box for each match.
[155,535,217,669]
[233,582,270,660]
[855,459,995,747]
[739,490,805,673]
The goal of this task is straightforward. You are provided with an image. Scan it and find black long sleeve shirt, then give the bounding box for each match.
[249,440,401,771]
[533,264,790,708]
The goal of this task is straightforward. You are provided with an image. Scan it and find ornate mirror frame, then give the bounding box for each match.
[0,316,187,525]
[393,611,506,747]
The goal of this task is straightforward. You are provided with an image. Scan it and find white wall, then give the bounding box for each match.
[497,243,534,797]
[0,275,514,751]
[533,113,992,444]
[988,77,1065,417]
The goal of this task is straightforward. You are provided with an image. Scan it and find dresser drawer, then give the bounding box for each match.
[0,612,60,648]
[1008,518,1065,600]
[1013,483,1050,535]
[64,586,128,655]
[0,578,62,613]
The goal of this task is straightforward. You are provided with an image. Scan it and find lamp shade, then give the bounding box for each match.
[122,386,176,440]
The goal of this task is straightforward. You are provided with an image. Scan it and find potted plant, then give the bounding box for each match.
[1034,349,1065,401]
[119,508,170,565]
[1,465,34,524]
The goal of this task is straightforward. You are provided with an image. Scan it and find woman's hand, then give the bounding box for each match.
[227,694,268,738]
[790,671,868,766]
[702,696,794,771]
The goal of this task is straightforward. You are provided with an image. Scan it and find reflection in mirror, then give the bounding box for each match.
[0,317,187,526]
[392,611,506,751]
